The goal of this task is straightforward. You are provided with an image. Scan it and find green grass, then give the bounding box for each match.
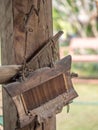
[59,46,98,78]
[56,83,98,130]
[0,116,3,126]
[72,63,98,78]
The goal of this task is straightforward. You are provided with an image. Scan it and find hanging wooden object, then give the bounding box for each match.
[4,55,78,128]
[0,31,63,84]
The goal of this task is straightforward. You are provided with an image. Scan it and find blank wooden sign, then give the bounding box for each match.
[22,74,67,110]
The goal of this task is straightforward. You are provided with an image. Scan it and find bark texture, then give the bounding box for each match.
[1,0,58,130]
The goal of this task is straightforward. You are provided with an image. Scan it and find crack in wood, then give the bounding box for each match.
[37,0,41,13]
[42,0,50,37]
[37,0,41,24]
[24,30,28,60]
[33,116,40,130]
[42,0,45,4]
[24,5,34,26]
[23,2,41,64]
[25,4,39,27]
[38,58,41,68]
[42,123,44,130]
[51,40,58,61]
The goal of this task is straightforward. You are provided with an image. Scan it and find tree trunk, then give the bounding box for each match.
[0,0,58,130]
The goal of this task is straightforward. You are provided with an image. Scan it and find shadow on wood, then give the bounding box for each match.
[4,55,78,129]
[0,31,63,84]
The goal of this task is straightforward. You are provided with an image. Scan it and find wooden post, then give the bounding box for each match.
[0,0,58,130]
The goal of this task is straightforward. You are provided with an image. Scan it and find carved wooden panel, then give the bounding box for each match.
[4,55,78,129]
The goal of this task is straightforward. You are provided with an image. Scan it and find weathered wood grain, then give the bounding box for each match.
[4,54,78,128]
[5,55,71,97]
[4,72,78,128]
[1,0,57,130]
[0,31,63,84]
[13,0,54,65]
[0,65,21,84]
[26,31,63,67]
[0,54,71,85]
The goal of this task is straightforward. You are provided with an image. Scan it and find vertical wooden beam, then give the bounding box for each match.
[1,0,58,130]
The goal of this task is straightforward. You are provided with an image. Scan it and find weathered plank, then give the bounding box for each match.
[0,65,21,84]
[4,72,78,128]
[26,31,63,66]
[5,55,71,96]
[3,54,78,128]
[0,54,71,85]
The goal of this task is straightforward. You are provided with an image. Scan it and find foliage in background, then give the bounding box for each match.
[72,62,98,77]
[53,0,98,77]
[53,0,98,37]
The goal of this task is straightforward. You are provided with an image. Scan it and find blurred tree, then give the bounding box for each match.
[53,0,98,37]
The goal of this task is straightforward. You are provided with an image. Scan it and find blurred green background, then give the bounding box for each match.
[53,0,98,37]
[53,0,98,78]
[53,0,98,130]
[56,82,98,130]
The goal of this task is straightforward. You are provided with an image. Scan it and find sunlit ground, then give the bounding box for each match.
[57,82,98,130]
